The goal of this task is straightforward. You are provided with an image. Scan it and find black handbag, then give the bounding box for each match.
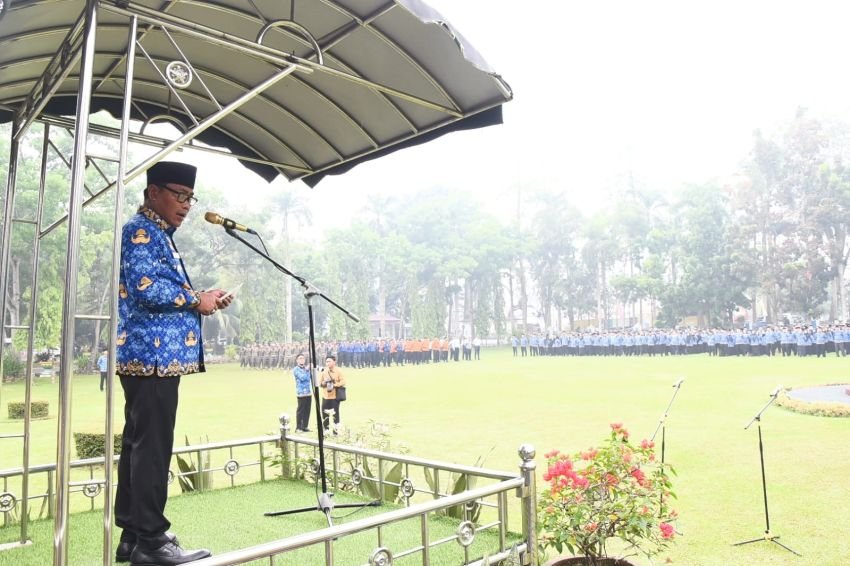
[335,386,347,402]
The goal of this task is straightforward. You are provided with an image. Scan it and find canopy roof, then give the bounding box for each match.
[0,0,512,186]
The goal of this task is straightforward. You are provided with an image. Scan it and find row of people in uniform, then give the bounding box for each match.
[238,341,335,369]
[332,337,483,368]
[239,337,485,370]
[509,325,850,357]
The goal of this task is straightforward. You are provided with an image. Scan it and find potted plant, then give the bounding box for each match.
[538,423,678,566]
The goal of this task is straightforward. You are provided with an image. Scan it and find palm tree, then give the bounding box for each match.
[270,187,312,343]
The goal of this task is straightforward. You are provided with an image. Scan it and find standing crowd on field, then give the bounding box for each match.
[509,324,850,357]
[239,336,484,370]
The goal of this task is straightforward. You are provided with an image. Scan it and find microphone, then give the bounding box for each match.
[770,385,782,397]
[204,212,256,234]
[673,378,685,388]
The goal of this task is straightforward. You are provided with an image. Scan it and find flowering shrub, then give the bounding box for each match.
[538,423,678,565]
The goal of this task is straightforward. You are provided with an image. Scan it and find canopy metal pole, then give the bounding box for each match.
[102,14,138,565]
[0,118,20,411]
[19,123,52,546]
[54,1,98,564]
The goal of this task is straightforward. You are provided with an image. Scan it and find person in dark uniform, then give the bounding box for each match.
[115,162,232,565]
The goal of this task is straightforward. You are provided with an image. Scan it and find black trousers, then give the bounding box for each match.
[296,395,312,430]
[321,398,340,430]
[115,375,180,550]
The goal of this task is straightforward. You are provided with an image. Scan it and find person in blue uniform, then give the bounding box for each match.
[293,354,312,433]
[114,162,232,566]
[98,350,108,391]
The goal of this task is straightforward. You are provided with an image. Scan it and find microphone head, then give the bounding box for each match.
[204,211,222,225]
[771,385,782,397]
[674,378,685,387]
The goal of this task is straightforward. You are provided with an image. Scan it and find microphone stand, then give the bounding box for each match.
[650,378,683,513]
[219,228,379,526]
[732,389,800,556]
[650,378,684,464]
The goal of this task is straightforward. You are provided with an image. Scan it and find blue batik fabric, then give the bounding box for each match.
[116,207,204,377]
[293,365,312,397]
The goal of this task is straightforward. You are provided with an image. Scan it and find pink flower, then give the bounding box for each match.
[630,467,647,487]
[545,449,560,459]
[580,448,599,461]
[539,425,676,561]
[610,422,630,439]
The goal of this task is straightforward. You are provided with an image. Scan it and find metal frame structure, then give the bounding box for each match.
[0,1,512,564]
[0,418,539,565]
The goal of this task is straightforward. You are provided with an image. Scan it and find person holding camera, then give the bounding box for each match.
[319,355,346,435]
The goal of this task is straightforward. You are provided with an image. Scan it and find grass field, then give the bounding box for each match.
[0,349,848,565]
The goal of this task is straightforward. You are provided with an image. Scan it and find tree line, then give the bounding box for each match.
[1,108,849,354]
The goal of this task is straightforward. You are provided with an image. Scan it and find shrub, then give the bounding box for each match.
[175,435,213,492]
[423,449,493,521]
[777,393,850,418]
[2,350,25,382]
[539,423,678,564]
[75,352,91,374]
[8,401,49,419]
[74,432,122,459]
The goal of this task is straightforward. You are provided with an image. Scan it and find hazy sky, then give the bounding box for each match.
[201,0,850,236]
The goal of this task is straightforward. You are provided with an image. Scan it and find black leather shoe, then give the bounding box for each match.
[130,541,210,566]
[116,541,135,563]
[117,533,179,563]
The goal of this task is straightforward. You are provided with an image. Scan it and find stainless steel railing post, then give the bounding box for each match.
[519,444,537,566]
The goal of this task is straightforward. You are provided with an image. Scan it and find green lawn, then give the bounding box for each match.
[1,349,849,565]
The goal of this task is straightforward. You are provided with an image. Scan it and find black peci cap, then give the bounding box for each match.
[146,161,197,189]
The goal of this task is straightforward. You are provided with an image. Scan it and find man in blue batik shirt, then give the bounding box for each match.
[114,162,232,566]
[293,354,312,432]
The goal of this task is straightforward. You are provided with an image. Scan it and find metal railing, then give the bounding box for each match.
[0,435,278,524]
[0,415,538,565]
[193,479,529,566]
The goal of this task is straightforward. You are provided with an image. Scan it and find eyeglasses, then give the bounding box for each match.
[158,185,198,205]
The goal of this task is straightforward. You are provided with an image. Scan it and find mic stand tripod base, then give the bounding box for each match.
[264,493,382,520]
[733,531,801,556]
